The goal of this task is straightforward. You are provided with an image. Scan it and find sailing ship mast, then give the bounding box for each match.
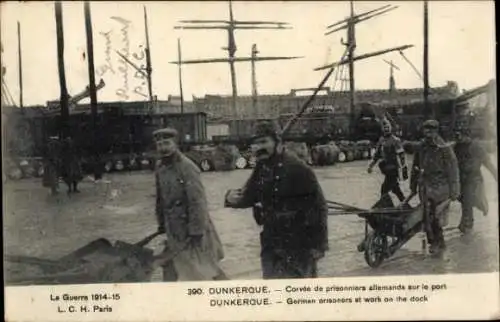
[316,1,413,135]
[84,1,102,179]
[173,0,297,122]
[423,0,431,118]
[17,22,23,110]
[384,59,399,93]
[114,5,155,110]
[144,6,153,104]
[54,1,70,140]
[177,38,184,114]
[251,44,258,116]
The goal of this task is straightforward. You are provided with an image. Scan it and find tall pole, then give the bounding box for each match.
[423,0,430,119]
[84,1,100,179]
[228,1,238,121]
[251,44,258,117]
[347,0,356,135]
[17,22,23,110]
[144,6,153,104]
[177,38,184,114]
[55,1,70,140]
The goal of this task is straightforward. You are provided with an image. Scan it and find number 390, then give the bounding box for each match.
[187,288,203,296]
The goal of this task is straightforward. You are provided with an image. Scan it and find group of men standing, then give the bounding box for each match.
[151,115,496,281]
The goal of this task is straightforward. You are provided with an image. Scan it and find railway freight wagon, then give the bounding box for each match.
[221,112,375,166]
[3,102,210,178]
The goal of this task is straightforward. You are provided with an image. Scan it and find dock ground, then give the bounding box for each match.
[3,158,499,282]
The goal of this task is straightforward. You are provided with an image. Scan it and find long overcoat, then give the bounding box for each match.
[225,151,329,257]
[410,136,460,225]
[454,140,489,211]
[155,151,224,281]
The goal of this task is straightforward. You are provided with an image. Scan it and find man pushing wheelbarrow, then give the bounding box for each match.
[152,127,226,282]
[409,120,460,255]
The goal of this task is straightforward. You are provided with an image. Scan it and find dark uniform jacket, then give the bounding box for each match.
[225,151,329,256]
[373,134,405,177]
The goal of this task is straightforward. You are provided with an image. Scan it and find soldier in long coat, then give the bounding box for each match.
[61,137,83,194]
[225,120,329,279]
[42,137,61,195]
[410,120,460,254]
[153,128,225,281]
[453,120,497,234]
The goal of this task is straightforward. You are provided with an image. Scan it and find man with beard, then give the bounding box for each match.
[224,120,329,279]
[153,128,225,281]
[367,118,408,202]
[453,119,497,234]
[410,120,460,254]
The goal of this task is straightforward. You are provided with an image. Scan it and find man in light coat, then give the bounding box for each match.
[410,120,460,254]
[153,128,225,281]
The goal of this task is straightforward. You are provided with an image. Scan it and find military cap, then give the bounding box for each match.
[251,120,282,140]
[153,127,178,141]
[422,119,439,129]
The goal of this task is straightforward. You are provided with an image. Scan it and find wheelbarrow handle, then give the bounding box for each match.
[135,231,164,247]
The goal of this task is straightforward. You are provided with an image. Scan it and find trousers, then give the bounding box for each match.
[424,199,445,248]
[260,249,318,279]
[381,173,405,202]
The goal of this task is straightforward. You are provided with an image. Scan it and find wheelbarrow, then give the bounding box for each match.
[4,231,177,285]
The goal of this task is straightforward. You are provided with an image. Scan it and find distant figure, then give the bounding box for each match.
[367,118,408,202]
[42,137,61,195]
[153,127,225,281]
[61,137,83,194]
[225,120,329,279]
[453,121,497,234]
[410,120,460,254]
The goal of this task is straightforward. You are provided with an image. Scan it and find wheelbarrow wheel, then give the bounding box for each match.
[364,231,388,268]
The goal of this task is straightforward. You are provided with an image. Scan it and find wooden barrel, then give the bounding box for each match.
[284,142,310,164]
[311,142,339,166]
[211,144,239,171]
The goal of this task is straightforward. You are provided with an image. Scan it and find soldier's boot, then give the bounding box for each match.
[73,182,80,193]
[458,207,474,235]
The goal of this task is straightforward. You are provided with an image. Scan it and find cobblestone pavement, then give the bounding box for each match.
[3,158,499,282]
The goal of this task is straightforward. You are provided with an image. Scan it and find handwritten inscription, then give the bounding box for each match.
[97,30,115,77]
[96,16,148,100]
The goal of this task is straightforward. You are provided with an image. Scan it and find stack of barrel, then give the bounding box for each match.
[211,144,240,171]
[284,142,311,164]
[310,142,340,166]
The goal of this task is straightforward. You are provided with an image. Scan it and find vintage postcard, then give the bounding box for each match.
[2,1,498,321]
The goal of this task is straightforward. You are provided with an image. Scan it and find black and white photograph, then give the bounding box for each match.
[2,1,498,320]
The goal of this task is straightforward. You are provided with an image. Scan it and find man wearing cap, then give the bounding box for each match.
[367,118,408,202]
[410,120,460,254]
[153,127,225,281]
[224,120,329,279]
[453,118,497,234]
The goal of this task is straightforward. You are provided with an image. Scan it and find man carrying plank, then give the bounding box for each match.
[224,120,329,279]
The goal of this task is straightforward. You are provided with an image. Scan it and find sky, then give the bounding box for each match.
[0,1,496,106]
